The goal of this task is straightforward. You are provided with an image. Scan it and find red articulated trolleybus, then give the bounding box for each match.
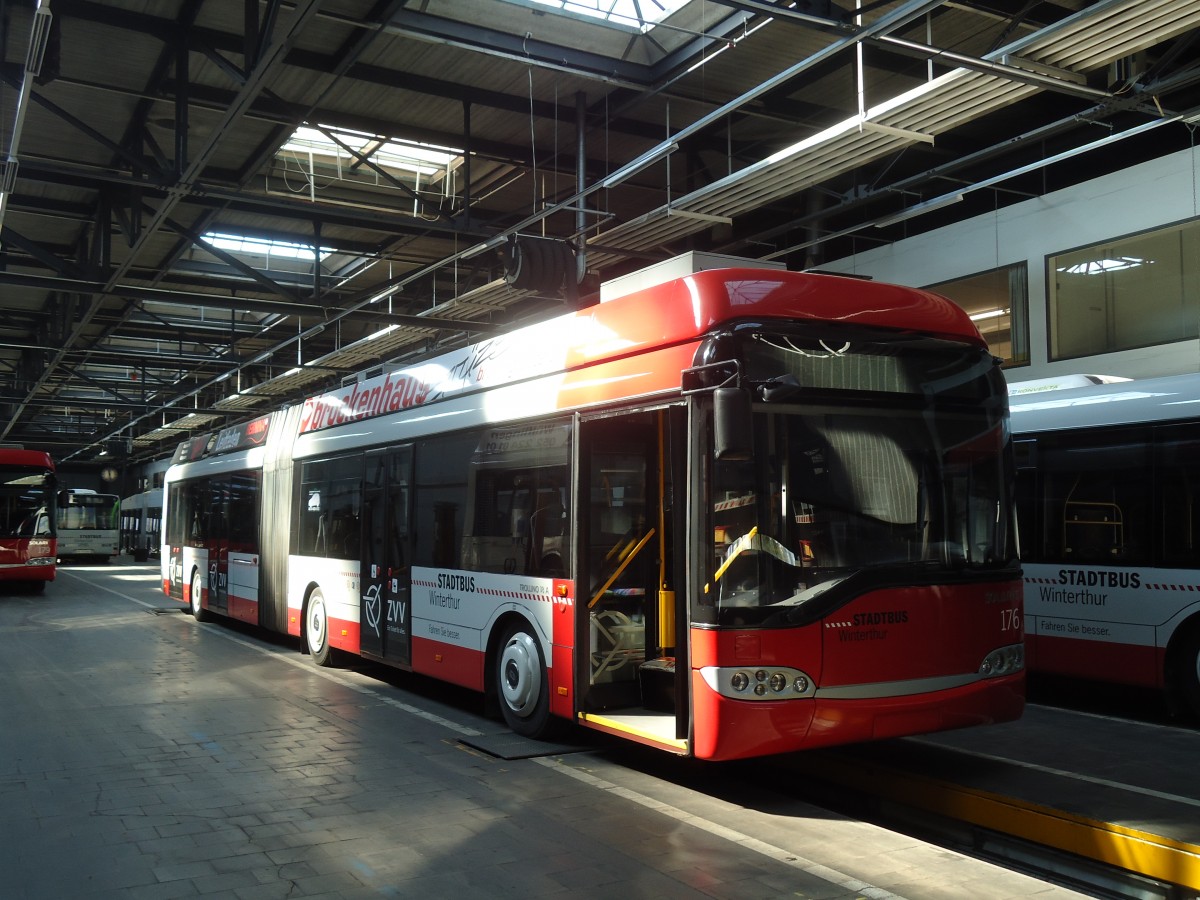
[162,258,1024,760]
[0,448,57,591]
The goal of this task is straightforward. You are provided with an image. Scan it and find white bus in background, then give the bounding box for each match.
[1009,373,1200,717]
[55,488,120,562]
[120,488,163,561]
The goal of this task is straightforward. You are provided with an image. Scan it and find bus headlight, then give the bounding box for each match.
[979,643,1025,678]
[700,665,816,700]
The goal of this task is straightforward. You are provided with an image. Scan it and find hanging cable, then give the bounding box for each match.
[528,67,537,214]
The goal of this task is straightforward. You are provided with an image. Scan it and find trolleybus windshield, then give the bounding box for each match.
[703,330,1016,628]
[1,466,55,540]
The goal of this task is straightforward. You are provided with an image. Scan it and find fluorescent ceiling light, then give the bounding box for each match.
[366,325,400,342]
[969,308,1010,322]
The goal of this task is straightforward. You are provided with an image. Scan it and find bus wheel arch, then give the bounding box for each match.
[488,614,553,738]
[303,584,336,667]
[190,567,210,622]
[1166,616,1200,719]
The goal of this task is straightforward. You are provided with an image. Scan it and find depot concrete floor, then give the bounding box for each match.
[0,563,1087,900]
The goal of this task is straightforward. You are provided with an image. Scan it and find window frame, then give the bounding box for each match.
[1045,215,1200,362]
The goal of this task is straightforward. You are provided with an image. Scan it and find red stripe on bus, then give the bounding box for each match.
[411,637,485,692]
[228,595,258,624]
[1026,633,1163,689]
[328,616,360,655]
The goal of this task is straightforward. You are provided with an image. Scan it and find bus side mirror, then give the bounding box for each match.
[714,387,753,460]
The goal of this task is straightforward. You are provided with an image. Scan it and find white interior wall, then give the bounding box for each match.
[820,144,1200,382]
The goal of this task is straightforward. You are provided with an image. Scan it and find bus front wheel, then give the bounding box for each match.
[1171,624,1200,719]
[305,588,334,667]
[190,571,210,622]
[496,621,551,738]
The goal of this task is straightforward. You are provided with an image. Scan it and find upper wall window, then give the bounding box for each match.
[927,263,1029,367]
[1049,218,1200,360]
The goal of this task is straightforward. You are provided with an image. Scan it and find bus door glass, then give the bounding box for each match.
[227,472,261,624]
[207,479,230,616]
[361,447,413,665]
[181,480,211,608]
[579,409,684,727]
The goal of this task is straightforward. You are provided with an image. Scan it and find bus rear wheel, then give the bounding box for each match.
[190,571,210,622]
[305,588,335,667]
[496,621,551,738]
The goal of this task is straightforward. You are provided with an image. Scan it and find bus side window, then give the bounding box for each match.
[186,481,209,544]
[413,432,476,571]
[1014,439,1039,562]
[460,422,571,578]
[228,472,260,551]
[297,455,362,558]
[1155,425,1200,567]
[1041,430,1149,565]
[1062,473,1124,562]
[330,506,359,557]
[463,467,567,575]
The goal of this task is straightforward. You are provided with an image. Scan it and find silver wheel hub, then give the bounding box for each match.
[308,598,326,652]
[499,632,541,718]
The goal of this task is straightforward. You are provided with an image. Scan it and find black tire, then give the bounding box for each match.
[1170,624,1200,719]
[305,588,335,667]
[495,621,551,737]
[525,236,550,293]
[537,238,564,296]
[190,570,210,622]
[502,236,523,286]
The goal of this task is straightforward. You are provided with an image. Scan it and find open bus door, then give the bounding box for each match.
[576,407,689,753]
[360,446,414,666]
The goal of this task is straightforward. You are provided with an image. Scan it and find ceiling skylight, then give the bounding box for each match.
[280,125,461,184]
[521,0,690,31]
[203,232,331,263]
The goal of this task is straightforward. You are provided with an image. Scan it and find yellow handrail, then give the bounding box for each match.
[589,527,656,609]
[711,525,757,584]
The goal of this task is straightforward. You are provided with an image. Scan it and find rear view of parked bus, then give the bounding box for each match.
[162,262,1023,761]
[120,489,163,561]
[0,448,57,591]
[56,489,120,562]
[1011,373,1200,717]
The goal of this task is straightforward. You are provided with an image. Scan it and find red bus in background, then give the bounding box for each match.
[162,258,1024,761]
[0,448,57,591]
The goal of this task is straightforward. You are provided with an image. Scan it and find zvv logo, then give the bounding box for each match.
[363,583,382,636]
